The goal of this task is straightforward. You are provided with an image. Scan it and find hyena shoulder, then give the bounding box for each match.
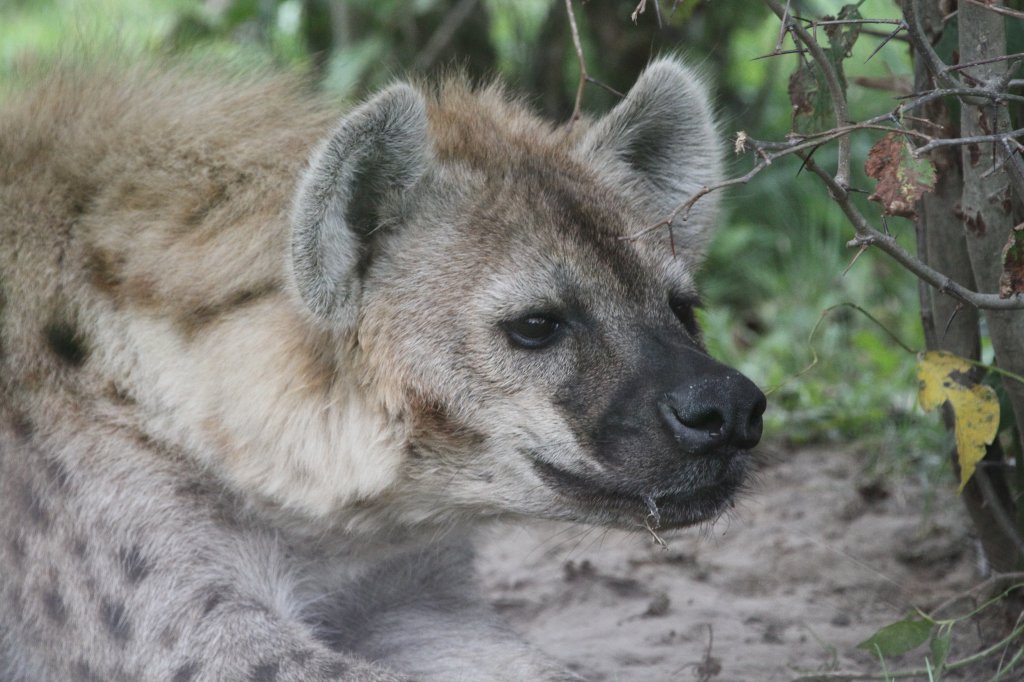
[0,55,761,681]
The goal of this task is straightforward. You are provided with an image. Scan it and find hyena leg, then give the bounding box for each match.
[323,540,584,682]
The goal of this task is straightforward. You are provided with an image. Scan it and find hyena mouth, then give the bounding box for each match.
[529,454,747,530]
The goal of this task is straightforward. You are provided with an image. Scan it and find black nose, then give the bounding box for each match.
[658,371,766,455]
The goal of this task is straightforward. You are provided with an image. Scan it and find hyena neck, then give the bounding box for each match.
[94,297,409,521]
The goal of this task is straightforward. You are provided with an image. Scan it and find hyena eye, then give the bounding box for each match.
[669,295,701,336]
[503,315,562,350]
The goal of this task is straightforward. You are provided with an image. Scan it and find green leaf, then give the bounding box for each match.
[929,627,951,668]
[857,616,934,657]
[788,61,833,134]
[825,5,863,61]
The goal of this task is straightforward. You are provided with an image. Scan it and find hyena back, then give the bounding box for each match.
[0,56,765,681]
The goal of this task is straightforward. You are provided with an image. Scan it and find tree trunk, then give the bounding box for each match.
[957,0,1024,571]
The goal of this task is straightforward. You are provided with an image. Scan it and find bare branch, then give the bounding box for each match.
[799,17,904,27]
[412,0,479,73]
[902,0,960,89]
[798,153,1024,310]
[964,0,1024,22]
[975,466,1024,563]
[762,0,852,186]
[564,0,587,125]
[913,128,1024,156]
[947,52,1024,74]
[898,87,1024,105]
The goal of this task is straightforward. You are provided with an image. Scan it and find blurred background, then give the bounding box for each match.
[0,0,949,484]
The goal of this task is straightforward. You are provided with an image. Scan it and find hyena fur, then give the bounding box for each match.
[0,55,765,681]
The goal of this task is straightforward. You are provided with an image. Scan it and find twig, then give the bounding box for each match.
[800,17,904,27]
[864,24,906,64]
[897,87,1024,106]
[930,571,1024,617]
[412,0,478,72]
[913,128,1024,156]
[947,52,1024,74]
[975,466,1024,562]
[903,0,960,90]
[964,0,1024,22]
[564,0,587,125]
[790,616,1024,680]
[774,0,791,54]
[798,153,1024,310]
[763,0,852,187]
[999,136,1024,202]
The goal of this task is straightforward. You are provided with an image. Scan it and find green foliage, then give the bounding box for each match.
[857,614,934,657]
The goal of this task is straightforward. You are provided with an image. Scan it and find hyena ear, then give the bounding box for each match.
[291,83,430,327]
[578,58,722,247]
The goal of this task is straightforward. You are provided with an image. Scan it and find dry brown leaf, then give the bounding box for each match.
[865,133,937,218]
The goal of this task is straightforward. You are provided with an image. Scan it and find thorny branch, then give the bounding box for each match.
[964,0,1024,22]
[763,0,853,187]
[800,153,1024,310]
[563,0,625,126]
[624,1,1024,310]
[562,1,1023,310]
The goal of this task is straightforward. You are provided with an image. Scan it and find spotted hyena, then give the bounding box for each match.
[0,55,765,681]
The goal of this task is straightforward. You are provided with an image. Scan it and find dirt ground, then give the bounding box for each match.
[478,444,998,682]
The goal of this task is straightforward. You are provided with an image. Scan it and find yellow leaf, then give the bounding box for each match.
[916,351,1000,491]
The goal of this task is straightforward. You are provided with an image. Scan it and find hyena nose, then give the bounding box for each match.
[658,372,766,455]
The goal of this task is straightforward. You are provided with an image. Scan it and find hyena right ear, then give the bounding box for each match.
[291,83,430,328]
[578,58,722,249]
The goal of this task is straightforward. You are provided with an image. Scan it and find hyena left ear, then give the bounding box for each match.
[578,58,722,248]
[291,83,430,328]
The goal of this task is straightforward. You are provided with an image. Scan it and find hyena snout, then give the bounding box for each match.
[658,369,766,455]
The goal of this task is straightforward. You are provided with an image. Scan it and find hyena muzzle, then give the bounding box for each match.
[0,54,764,681]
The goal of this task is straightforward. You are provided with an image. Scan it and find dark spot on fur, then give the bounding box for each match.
[22,487,49,527]
[0,285,6,357]
[43,455,72,488]
[8,585,23,612]
[11,412,34,441]
[42,589,67,625]
[409,398,486,451]
[44,321,88,367]
[106,382,137,406]
[201,589,226,617]
[86,249,125,295]
[172,661,201,682]
[249,661,280,682]
[73,660,104,682]
[322,660,351,676]
[159,624,181,650]
[100,599,133,642]
[9,535,26,564]
[183,183,229,228]
[72,537,88,559]
[179,282,279,338]
[290,649,314,665]
[119,545,152,584]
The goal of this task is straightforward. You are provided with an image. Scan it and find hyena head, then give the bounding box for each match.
[291,58,765,530]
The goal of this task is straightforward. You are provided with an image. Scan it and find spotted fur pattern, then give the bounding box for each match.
[0,55,729,681]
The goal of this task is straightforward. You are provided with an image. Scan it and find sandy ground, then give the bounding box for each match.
[478,444,997,682]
